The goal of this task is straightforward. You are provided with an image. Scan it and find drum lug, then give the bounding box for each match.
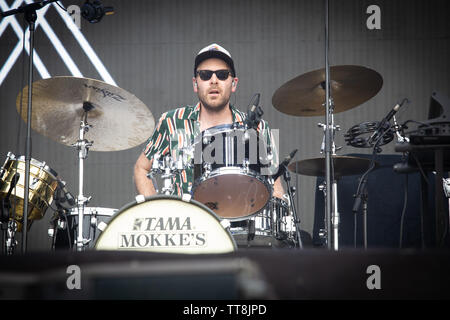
[57,218,66,230]
[220,219,231,230]
[319,228,327,240]
[243,158,250,172]
[203,162,212,176]
[90,210,98,227]
[289,186,296,196]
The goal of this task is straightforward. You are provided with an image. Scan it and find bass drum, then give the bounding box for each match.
[95,195,236,254]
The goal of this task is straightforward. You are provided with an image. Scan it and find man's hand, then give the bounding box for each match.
[273,177,285,199]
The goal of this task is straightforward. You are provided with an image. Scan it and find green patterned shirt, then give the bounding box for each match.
[143,102,278,196]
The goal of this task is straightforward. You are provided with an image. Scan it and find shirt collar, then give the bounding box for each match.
[188,102,244,124]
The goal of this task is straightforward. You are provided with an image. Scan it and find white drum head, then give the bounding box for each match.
[95,195,236,254]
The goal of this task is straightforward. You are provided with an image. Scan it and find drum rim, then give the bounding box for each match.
[6,153,59,179]
[192,166,273,191]
[68,207,118,216]
[94,194,237,250]
[191,168,273,221]
[200,123,245,135]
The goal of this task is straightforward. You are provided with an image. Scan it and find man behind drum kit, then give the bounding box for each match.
[133,43,285,202]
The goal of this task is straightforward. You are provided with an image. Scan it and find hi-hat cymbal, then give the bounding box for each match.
[272,65,383,116]
[288,156,378,178]
[16,77,155,151]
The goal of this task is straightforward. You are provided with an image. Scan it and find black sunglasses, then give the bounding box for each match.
[196,69,232,81]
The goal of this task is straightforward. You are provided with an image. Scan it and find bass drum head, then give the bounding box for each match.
[95,195,236,254]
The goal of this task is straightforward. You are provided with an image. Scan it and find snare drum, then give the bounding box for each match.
[95,195,236,254]
[0,152,59,231]
[191,124,272,219]
[229,197,297,248]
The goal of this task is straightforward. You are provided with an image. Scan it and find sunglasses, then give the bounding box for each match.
[196,69,232,81]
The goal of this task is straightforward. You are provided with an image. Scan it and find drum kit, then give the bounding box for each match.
[0,61,385,255]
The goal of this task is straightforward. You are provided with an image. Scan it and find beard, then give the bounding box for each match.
[201,100,228,113]
[198,90,232,113]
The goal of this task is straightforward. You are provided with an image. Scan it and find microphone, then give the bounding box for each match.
[367,99,408,146]
[245,93,263,130]
[81,0,114,23]
[57,180,76,206]
[272,149,298,181]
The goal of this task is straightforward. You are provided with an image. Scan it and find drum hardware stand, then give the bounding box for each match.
[150,153,184,195]
[2,0,61,253]
[48,186,73,250]
[247,220,256,243]
[318,97,342,251]
[0,173,21,255]
[283,167,303,249]
[71,105,94,251]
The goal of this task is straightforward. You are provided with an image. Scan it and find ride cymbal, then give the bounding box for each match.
[16,76,155,151]
[272,65,383,116]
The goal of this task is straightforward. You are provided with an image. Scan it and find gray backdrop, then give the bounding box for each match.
[0,0,449,251]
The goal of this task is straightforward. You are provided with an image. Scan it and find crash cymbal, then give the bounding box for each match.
[288,156,378,178]
[16,77,155,151]
[272,65,383,116]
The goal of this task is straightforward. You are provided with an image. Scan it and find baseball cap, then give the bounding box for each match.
[194,43,236,77]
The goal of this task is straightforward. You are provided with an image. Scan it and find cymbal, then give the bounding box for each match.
[288,156,378,178]
[16,77,155,152]
[272,65,383,116]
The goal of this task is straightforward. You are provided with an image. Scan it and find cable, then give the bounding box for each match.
[64,209,72,249]
[411,153,430,185]
[399,174,408,248]
[55,1,67,11]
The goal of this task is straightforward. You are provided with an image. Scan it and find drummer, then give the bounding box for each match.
[134,43,285,199]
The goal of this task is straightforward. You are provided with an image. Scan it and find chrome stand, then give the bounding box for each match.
[319,105,342,250]
[72,105,93,251]
[150,154,184,195]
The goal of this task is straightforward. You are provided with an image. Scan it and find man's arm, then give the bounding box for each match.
[134,152,157,196]
[273,177,285,199]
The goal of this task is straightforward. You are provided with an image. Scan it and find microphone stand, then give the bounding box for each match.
[283,167,303,249]
[2,0,60,254]
[352,127,387,249]
[352,177,369,249]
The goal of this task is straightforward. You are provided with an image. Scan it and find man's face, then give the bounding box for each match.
[193,58,238,112]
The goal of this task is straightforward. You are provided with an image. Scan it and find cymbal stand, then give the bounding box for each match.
[322,0,337,250]
[72,104,93,251]
[318,109,341,251]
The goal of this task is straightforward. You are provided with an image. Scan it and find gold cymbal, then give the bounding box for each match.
[16,77,155,151]
[288,156,378,178]
[272,65,383,116]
